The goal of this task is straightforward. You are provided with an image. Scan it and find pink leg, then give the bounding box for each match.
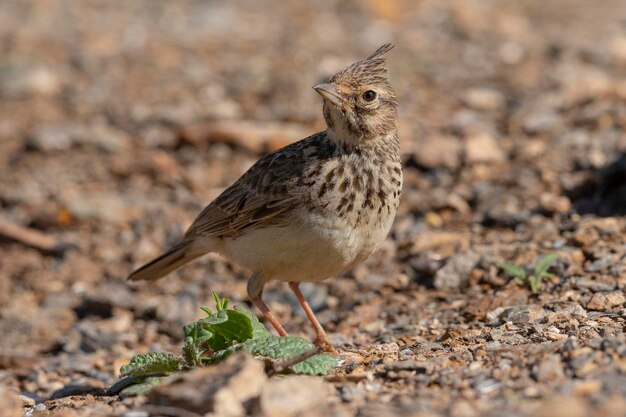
[289,282,334,351]
[250,296,288,337]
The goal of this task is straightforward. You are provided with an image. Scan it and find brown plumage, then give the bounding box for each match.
[128,44,402,350]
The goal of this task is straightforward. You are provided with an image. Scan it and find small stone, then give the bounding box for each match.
[498,305,546,324]
[569,348,596,378]
[29,123,85,151]
[62,191,133,224]
[482,194,527,228]
[413,135,462,170]
[86,122,131,153]
[610,36,626,63]
[594,218,621,235]
[0,387,22,417]
[572,379,602,395]
[19,395,36,407]
[574,277,616,292]
[535,396,588,417]
[148,353,266,416]
[523,110,562,134]
[462,88,505,111]
[260,375,330,417]
[539,193,571,214]
[585,256,616,273]
[434,251,480,290]
[573,227,599,247]
[534,354,565,382]
[1,65,63,97]
[450,399,478,417]
[587,292,626,311]
[122,412,149,417]
[464,132,506,164]
[500,41,524,64]
[384,360,431,373]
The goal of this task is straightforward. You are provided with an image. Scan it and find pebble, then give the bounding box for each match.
[496,305,546,325]
[462,87,505,111]
[433,251,480,290]
[0,387,22,417]
[30,123,84,151]
[148,352,266,416]
[587,292,626,311]
[413,135,462,170]
[260,376,330,417]
[481,194,527,227]
[523,110,563,134]
[29,122,130,153]
[535,354,565,382]
[575,277,616,292]
[464,132,506,164]
[449,399,478,417]
[383,360,431,373]
[536,396,590,417]
[19,395,36,407]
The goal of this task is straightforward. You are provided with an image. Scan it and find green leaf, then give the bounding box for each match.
[204,309,254,351]
[212,291,229,311]
[184,322,213,344]
[291,354,338,376]
[182,341,204,368]
[500,263,527,279]
[243,335,338,375]
[119,376,162,397]
[534,253,558,278]
[528,275,540,293]
[201,309,229,325]
[234,305,271,339]
[119,352,181,377]
[244,335,314,359]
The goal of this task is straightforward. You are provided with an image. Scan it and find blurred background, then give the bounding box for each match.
[1,1,626,416]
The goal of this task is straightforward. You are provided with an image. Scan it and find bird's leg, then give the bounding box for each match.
[248,276,288,336]
[288,282,334,352]
[250,295,288,337]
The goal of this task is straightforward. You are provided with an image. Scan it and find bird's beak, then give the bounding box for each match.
[313,83,344,108]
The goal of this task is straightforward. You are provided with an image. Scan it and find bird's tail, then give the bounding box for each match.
[127,241,202,281]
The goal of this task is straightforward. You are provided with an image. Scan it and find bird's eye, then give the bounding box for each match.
[362,90,377,101]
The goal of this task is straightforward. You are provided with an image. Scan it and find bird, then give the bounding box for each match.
[128,44,402,350]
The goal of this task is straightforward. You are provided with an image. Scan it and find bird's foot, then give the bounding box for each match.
[314,335,336,353]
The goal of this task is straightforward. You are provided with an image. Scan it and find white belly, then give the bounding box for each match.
[221,206,394,285]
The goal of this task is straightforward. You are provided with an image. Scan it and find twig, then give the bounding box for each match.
[269,346,321,376]
[0,220,76,255]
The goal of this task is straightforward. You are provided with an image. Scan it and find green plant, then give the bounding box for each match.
[110,292,338,397]
[500,253,558,293]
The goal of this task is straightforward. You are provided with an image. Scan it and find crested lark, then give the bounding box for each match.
[128,44,402,349]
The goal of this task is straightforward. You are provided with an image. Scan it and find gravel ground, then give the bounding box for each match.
[1,1,626,416]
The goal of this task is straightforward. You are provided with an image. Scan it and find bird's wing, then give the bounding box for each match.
[183,135,324,240]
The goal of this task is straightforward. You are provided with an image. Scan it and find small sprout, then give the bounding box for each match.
[500,263,527,280]
[212,291,229,311]
[500,253,558,293]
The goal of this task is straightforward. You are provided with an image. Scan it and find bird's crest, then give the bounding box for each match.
[330,43,395,86]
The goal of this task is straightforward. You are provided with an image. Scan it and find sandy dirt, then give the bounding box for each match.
[1,1,626,416]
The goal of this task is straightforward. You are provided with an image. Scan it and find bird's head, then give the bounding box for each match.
[314,43,398,144]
